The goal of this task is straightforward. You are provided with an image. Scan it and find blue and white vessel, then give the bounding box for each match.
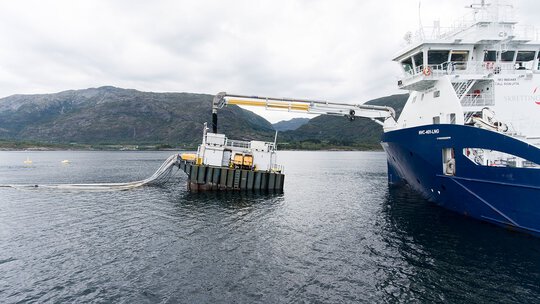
[212,0,540,236]
[383,0,540,236]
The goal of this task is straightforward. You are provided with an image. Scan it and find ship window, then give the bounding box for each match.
[413,52,424,69]
[516,51,535,69]
[401,57,413,74]
[428,50,450,65]
[500,51,515,62]
[463,148,540,168]
[450,113,456,124]
[484,50,497,62]
[450,50,469,62]
[516,51,535,62]
[433,116,440,124]
[451,51,469,70]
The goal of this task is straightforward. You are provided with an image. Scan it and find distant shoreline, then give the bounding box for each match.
[0,141,196,152]
[0,140,383,152]
[0,147,384,152]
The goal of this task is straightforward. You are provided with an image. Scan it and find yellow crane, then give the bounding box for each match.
[211,92,396,133]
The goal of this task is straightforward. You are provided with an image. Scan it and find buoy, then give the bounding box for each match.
[23,157,32,165]
[61,160,71,164]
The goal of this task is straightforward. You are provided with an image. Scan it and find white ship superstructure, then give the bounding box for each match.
[390,0,540,145]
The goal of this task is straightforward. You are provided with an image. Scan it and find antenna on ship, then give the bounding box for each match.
[465,0,485,22]
[466,0,487,9]
[417,1,424,40]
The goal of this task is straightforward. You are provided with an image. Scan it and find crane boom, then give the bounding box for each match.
[211,92,396,133]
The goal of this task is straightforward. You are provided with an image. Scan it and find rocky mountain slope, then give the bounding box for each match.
[0,86,275,146]
[0,87,407,149]
[272,118,311,131]
[280,94,408,149]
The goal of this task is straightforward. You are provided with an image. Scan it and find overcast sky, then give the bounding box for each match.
[1,0,539,122]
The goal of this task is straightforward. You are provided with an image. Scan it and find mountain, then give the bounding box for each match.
[280,94,409,149]
[0,86,275,146]
[0,87,408,150]
[272,118,310,131]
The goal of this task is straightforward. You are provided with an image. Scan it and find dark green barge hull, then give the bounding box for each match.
[179,160,284,192]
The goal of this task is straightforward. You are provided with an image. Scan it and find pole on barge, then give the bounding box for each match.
[212,92,227,133]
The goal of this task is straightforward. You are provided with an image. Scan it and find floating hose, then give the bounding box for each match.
[0,154,181,192]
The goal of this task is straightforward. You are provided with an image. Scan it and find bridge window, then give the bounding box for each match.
[450,50,469,62]
[463,148,540,168]
[516,51,535,69]
[516,51,535,62]
[484,50,496,62]
[413,52,424,69]
[428,50,450,65]
[500,51,515,62]
[450,51,469,70]
[401,57,413,73]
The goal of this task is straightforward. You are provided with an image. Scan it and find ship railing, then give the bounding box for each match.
[464,147,540,169]
[270,164,284,173]
[410,11,476,44]
[225,139,278,151]
[409,23,539,45]
[402,61,528,80]
[461,93,495,107]
[406,2,520,45]
[225,139,251,149]
[403,62,463,78]
[513,25,540,41]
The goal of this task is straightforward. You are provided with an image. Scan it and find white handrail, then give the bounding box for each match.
[402,60,528,79]
[461,93,495,107]
[225,139,277,151]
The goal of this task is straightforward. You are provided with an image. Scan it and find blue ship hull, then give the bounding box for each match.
[382,124,540,236]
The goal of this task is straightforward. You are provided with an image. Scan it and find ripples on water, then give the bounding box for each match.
[0,151,539,303]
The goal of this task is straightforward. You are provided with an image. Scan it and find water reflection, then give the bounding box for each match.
[2,151,540,303]
[380,185,540,303]
[181,191,285,209]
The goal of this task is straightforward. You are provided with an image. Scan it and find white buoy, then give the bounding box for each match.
[61,160,71,164]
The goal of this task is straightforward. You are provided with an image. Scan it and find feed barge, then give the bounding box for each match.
[179,124,284,192]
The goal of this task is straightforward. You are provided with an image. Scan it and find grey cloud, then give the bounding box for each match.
[1,0,539,123]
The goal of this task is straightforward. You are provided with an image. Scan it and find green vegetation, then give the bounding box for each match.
[278,140,381,151]
[0,140,198,151]
[0,86,275,148]
[0,140,74,150]
[279,94,408,150]
[272,117,310,131]
[0,87,407,151]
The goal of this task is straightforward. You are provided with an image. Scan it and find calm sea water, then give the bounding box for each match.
[1,151,539,303]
